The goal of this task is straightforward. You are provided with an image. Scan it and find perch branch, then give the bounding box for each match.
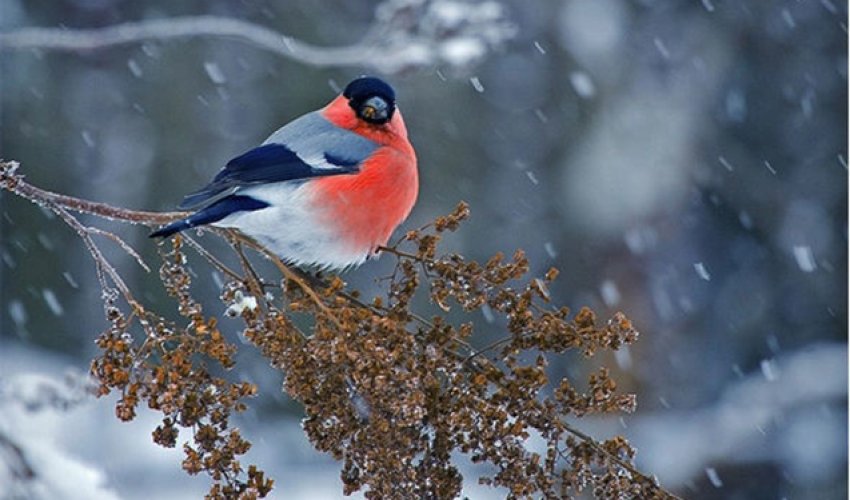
[1,159,677,498]
[0,160,184,225]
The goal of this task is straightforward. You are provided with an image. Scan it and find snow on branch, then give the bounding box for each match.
[0,1,515,72]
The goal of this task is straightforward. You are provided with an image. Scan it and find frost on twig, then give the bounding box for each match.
[0,0,515,73]
[0,159,679,499]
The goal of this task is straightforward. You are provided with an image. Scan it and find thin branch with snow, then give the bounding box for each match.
[0,1,515,73]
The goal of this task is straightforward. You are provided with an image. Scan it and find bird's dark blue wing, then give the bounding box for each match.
[178,144,358,210]
[177,112,378,210]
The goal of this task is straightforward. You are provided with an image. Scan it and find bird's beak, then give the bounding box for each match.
[361,96,389,122]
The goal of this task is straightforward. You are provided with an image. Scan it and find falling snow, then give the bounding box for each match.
[781,8,796,29]
[0,1,845,497]
[469,76,485,93]
[127,58,143,78]
[81,130,95,148]
[614,345,632,370]
[481,304,495,324]
[600,280,621,306]
[653,37,670,59]
[41,289,64,316]
[533,40,546,54]
[738,211,753,230]
[763,160,777,175]
[8,300,27,327]
[760,359,778,381]
[792,245,817,272]
[568,71,596,99]
[693,262,711,281]
[203,61,227,84]
[705,467,723,488]
[62,272,79,289]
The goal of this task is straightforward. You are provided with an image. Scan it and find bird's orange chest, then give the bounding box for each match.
[312,146,418,251]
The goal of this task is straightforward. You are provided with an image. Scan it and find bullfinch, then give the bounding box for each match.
[151,76,418,270]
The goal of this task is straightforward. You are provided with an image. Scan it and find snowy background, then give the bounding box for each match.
[0,0,847,499]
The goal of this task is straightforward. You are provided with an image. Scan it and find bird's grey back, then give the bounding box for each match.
[263,111,378,169]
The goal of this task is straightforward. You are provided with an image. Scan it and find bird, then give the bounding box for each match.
[150,76,418,270]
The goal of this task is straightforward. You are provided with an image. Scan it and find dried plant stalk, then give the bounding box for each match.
[0,159,679,499]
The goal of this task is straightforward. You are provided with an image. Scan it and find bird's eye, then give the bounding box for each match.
[357,96,390,124]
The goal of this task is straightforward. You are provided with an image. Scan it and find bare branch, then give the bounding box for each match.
[0,160,183,225]
[88,226,151,273]
[0,1,515,73]
[0,16,365,67]
[53,204,139,309]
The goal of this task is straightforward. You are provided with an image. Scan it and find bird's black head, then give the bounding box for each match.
[343,76,396,125]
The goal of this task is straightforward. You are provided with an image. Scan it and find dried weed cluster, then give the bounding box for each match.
[1,160,677,499]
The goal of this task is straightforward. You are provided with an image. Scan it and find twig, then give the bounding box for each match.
[180,234,243,283]
[0,160,183,225]
[225,231,345,330]
[0,432,35,481]
[558,423,680,499]
[88,226,151,272]
[53,205,141,311]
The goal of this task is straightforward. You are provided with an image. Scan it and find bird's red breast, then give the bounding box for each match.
[313,96,419,253]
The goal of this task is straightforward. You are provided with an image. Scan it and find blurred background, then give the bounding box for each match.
[0,0,846,498]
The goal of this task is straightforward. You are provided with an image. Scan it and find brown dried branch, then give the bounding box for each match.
[0,158,680,499]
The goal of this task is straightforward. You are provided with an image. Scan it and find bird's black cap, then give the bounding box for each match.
[343,76,396,106]
[343,76,396,124]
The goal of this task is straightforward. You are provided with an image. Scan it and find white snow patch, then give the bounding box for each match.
[225,291,258,317]
[440,38,485,66]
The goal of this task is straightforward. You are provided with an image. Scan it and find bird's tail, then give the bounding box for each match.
[149,218,193,238]
[149,195,270,238]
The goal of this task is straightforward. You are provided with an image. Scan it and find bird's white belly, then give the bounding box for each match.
[212,183,371,269]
